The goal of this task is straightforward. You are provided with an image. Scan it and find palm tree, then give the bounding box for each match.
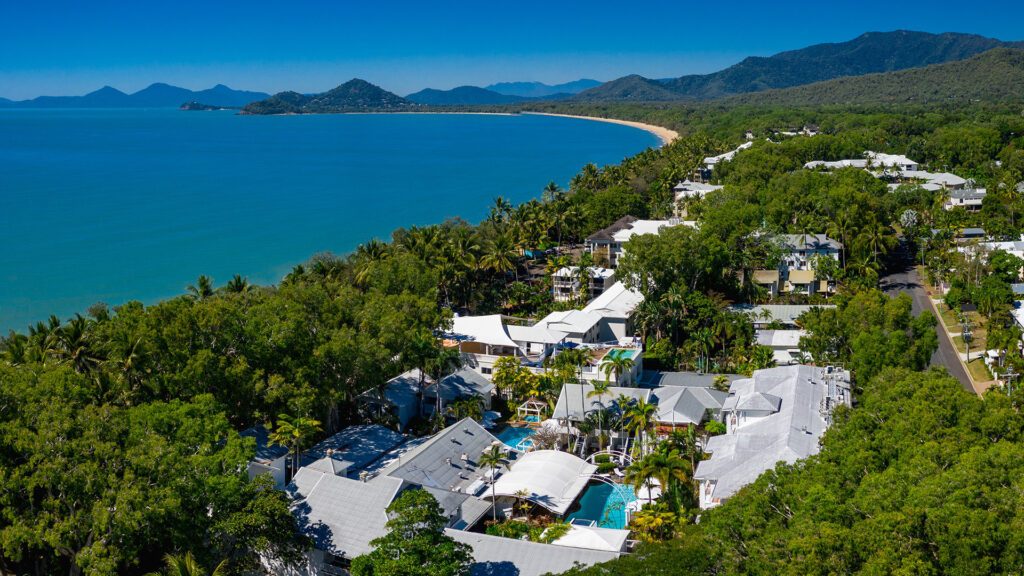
[644,449,691,509]
[587,380,612,450]
[55,314,104,375]
[481,234,519,282]
[542,181,563,204]
[147,552,227,576]
[478,445,508,522]
[488,196,513,224]
[602,355,636,386]
[186,275,214,300]
[624,455,658,505]
[625,399,657,456]
[223,274,251,294]
[269,414,322,478]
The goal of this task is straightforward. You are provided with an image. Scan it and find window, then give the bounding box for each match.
[482,367,492,375]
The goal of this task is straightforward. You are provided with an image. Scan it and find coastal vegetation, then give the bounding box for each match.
[3,82,1024,575]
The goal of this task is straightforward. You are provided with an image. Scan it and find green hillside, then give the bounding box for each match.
[726,48,1024,106]
[242,79,415,114]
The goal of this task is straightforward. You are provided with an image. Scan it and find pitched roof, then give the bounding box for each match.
[610,219,677,243]
[582,282,644,320]
[380,418,502,494]
[756,329,805,348]
[287,468,404,558]
[451,315,519,348]
[639,371,741,388]
[653,386,728,425]
[753,269,780,284]
[537,309,602,335]
[553,266,615,280]
[586,215,638,243]
[423,368,495,402]
[552,383,650,420]
[240,425,289,463]
[728,304,835,327]
[446,529,620,576]
[787,269,816,284]
[695,365,852,503]
[489,450,597,515]
[552,524,630,553]
[506,324,568,345]
[301,424,406,473]
[780,233,843,251]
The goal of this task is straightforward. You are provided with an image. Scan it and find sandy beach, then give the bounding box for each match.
[522,112,679,146]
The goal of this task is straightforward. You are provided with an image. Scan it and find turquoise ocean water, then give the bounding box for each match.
[0,109,657,332]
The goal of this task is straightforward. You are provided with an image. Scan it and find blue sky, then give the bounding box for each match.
[1,0,1022,99]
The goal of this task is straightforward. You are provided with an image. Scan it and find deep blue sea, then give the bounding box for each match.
[0,109,657,332]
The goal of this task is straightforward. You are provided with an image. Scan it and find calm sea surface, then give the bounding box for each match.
[0,109,657,331]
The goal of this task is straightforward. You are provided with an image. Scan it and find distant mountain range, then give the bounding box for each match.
[574,30,1024,101]
[0,83,269,108]
[405,79,600,105]
[485,79,601,97]
[241,79,417,114]
[722,47,1024,107]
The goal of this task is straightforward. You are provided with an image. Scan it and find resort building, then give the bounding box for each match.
[804,151,918,171]
[240,425,289,489]
[694,365,852,509]
[552,266,616,303]
[672,180,723,216]
[299,424,406,479]
[943,188,987,211]
[729,304,836,329]
[359,368,428,431]
[755,329,808,365]
[422,368,496,415]
[778,234,842,271]
[585,217,684,269]
[448,314,564,377]
[536,309,604,344]
[281,418,630,575]
[581,281,645,343]
[696,141,754,180]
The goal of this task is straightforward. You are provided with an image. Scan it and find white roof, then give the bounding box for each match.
[451,314,518,348]
[538,309,602,335]
[704,141,753,166]
[695,365,851,504]
[755,329,805,348]
[611,219,676,242]
[1012,302,1024,330]
[287,467,404,558]
[804,159,867,169]
[446,529,620,576]
[489,450,597,515]
[582,282,644,319]
[553,266,615,280]
[865,151,917,167]
[674,180,724,200]
[552,524,630,552]
[899,170,966,187]
[507,324,568,345]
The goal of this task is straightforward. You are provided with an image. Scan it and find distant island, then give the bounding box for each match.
[241,79,419,114]
[180,101,239,111]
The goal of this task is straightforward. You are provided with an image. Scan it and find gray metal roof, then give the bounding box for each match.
[301,424,406,473]
[639,370,741,388]
[381,417,503,494]
[728,304,835,327]
[653,386,728,425]
[585,215,638,243]
[287,468,404,559]
[695,365,851,503]
[240,425,289,463]
[552,383,650,420]
[423,368,495,402]
[447,529,620,576]
[779,233,842,251]
[950,188,987,200]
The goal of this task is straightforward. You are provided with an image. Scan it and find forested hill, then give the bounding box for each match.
[241,79,417,114]
[575,30,1023,101]
[724,48,1024,106]
[405,86,530,105]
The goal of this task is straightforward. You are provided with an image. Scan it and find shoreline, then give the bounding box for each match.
[521,112,678,146]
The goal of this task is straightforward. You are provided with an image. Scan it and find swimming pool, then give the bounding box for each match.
[605,348,638,361]
[495,426,535,451]
[566,482,638,530]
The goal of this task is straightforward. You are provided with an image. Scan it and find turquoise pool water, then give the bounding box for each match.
[567,482,637,530]
[523,415,540,423]
[605,348,637,361]
[495,426,535,450]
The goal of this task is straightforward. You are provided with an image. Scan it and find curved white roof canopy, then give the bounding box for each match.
[488,450,597,515]
[451,315,518,348]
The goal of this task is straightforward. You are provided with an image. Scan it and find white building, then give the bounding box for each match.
[448,315,565,377]
[552,266,616,302]
[944,188,987,211]
[703,141,754,170]
[582,281,645,343]
[805,151,919,171]
[240,425,289,489]
[694,365,851,509]
[536,309,603,344]
[585,217,685,269]
[755,329,807,365]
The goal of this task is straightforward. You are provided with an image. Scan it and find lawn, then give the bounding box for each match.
[966,358,993,383]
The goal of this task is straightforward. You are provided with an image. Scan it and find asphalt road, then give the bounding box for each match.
[879,257,974,392]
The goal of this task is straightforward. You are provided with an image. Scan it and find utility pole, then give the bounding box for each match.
[1004,366,1018,402]
[960,318,974,363]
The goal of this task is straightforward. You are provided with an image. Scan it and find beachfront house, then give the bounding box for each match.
[585,217,683,269]
[552,266,616,303]
[447,314,564,378]
[278,418,627,575]
[694,365,851,509]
